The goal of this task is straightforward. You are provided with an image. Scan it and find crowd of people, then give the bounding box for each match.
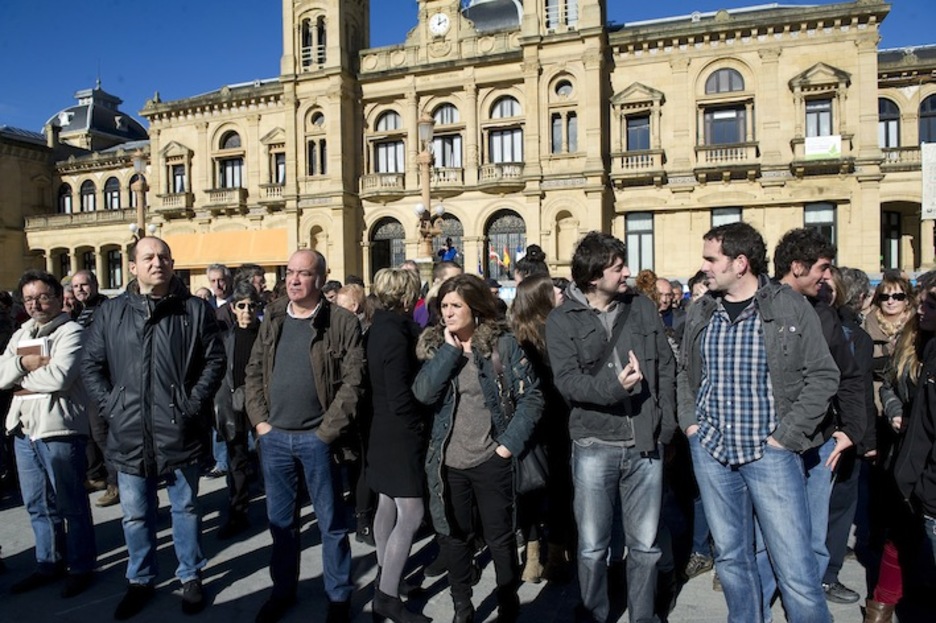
[0,224,935,623]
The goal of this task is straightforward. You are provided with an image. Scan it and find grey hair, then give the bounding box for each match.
[839,267,871,313]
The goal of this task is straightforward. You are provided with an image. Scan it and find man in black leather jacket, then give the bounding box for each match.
[82,237,225,620]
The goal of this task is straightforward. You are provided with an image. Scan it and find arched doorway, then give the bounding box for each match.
[431,214,464,263]
[370,217,406,279]
[484,209,526,280]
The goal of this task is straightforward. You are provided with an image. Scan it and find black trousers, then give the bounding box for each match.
[225,431,252,517]
[440,453,518,605]
[824,450,861,584]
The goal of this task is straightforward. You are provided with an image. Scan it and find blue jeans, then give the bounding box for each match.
[259,427,352,603]
[689,435,829,623]
[14,435,96,574]
[571,439,662,623]
[756,436,835,617]
[118,465,205,585]
[212,434,229,472]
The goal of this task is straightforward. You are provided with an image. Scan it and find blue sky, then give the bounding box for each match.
[1,1,933,132]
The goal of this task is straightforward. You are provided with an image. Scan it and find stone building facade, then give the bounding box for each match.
[6,0,936,292]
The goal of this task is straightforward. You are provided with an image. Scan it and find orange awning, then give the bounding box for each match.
[163,228,289,269]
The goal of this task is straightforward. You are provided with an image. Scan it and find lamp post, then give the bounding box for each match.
[415,112,444,258]
[130,152,148,239]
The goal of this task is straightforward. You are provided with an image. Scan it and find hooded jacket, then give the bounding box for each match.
[1,312,88,440]
[413,323,543,535]
[545,284,676,451]
[81,276,226,477]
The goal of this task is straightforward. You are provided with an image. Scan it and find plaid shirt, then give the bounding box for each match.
[696,299,777,466]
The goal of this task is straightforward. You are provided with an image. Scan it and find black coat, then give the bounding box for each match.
[81,277,226,477]
[366,309,426,497]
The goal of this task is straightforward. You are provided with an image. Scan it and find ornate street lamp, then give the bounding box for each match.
[130,151,149,239]
[416,112,444,258]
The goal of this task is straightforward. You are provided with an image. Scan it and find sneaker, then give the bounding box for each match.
[61,572,94,598]
[95,484,120,508]
[712,571,722,592]
[181,579,205,614]
[683,552,714,580]
[11,569,65,594]
[114,584,155,620]
[823,581,860,604]
[255,594,295,623]
[205,467,226,479]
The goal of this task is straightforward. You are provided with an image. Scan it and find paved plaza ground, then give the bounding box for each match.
[0,474,885,622]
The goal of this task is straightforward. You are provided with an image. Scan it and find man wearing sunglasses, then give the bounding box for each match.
[762,228,866,615]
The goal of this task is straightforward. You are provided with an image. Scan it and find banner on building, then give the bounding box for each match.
[922,143,936,221]
[804,135,842,160]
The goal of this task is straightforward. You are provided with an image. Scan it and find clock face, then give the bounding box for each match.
[429,12,450,36]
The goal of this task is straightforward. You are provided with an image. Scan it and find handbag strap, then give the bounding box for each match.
[587,295,632,376]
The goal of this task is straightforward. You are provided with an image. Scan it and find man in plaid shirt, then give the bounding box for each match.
[677,222,839,623]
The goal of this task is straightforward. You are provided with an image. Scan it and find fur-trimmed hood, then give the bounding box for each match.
[416,321,508,361]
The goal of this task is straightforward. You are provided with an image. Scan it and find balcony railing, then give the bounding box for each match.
[360,172,405,200]
[478,163,525,192]
[158,192,194,209]
[25,207,136,231]
[881,146,922,171]
[416,167,465,197]
[204,187,248,210]
[694,142,760,182]
[610,150,665,187]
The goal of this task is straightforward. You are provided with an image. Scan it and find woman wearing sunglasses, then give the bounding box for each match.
[213,281,262,539]
[864,273,914,411]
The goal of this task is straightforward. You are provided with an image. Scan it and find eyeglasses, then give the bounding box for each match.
[23,294,56,305]
[877,292,908,303]
[234,302,258,311]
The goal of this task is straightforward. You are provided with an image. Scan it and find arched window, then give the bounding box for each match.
[705,68,745,94]
[300,16,327,69]
[432,104,462,169]
[104,177,121,210]
[376,111,402,132]
[129,174,141,209]
[555,80,574,97]
[316,17,327,64]
[58,184,73,214]
[920,95,936,144]
[80,180,96,212]
[433,103,459,125]
[220,131,241,150]
[878,99,900,148]
[491,96,521,119]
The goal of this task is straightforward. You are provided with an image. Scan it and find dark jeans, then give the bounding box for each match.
[440,453,518,605]
[224,431,251,517]
[823,450,860,584]
[87,412,115,485]
[259,427,352,603]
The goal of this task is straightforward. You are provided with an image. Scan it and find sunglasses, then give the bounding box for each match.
[234,302,258,311]
[877,292,907,303]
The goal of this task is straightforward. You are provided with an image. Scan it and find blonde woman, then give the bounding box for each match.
[366,268,429,623]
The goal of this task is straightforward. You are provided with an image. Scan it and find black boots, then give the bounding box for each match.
[373,588,431,623]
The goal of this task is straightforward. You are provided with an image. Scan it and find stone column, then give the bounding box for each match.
[95,247,105,280]
[922,220,936,269]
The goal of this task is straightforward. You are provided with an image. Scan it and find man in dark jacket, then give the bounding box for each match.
[546,232,676,623]
[244,249,364,623]
[770,228,866,609]
[81,237,225,620]
[71,269,120,507]
[678,222,839,623]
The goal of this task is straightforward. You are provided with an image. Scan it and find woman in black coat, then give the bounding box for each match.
[213,281,261,539]
[366,267,429,623]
